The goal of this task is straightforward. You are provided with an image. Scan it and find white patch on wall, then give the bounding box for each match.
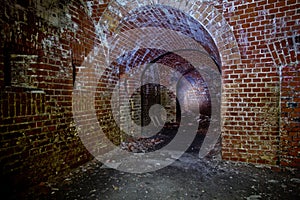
[108,4,123,18]
[115,0,127,7]
[42,35,59,50]
[229,2,235,12]
[271,18,286,39]
[238,30,249,55]
[86,1,93,17]
[258,9,269,17]
[196,0,219,2]
[41,34,71,78]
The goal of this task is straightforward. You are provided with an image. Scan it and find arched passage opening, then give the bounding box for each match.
[137,49,218,153]
[75,0,241,169]
[93,3,223,155]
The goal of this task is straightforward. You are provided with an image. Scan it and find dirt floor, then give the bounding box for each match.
[8,151,300,200]
[4,123,300,200]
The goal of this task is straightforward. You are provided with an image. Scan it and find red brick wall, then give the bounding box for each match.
[0,0,104,191]
[0,0,299,193]
[95,0,299,166]
[280,64,300,167]
[214,0,299,165]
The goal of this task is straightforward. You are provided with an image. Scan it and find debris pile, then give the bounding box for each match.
[120,137,165,153]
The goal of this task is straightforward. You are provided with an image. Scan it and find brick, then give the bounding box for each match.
[1,0,299,190]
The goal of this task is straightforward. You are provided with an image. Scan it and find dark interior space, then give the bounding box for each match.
[0,0,299,199]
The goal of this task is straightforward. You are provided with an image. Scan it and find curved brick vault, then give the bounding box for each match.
[80,4,222,148]
[96,0,241,66]
[1,0,299,195]
[95,48,211,141]
[88,0,239,159]
[67,0,300,167]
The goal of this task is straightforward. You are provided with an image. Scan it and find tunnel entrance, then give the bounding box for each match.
[95,4,222,159]
[119,50,219,156]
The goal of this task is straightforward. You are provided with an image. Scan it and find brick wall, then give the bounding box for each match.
[0,0,104,192]
[0,0,299,193]
[219,0,299,166]
[280,64,300,167]
[95,0,299,166]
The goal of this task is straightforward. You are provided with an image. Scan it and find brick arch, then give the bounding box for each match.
[116,5,221,69]
[90,0,237,158]
[267,36,300,168]
[267,36,299,66]
[98,0,241,67]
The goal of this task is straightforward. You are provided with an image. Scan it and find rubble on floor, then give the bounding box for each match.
[11,153,300,200]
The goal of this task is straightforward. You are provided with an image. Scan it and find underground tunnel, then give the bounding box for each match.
[94,47,218,155]
[0,0,299,199]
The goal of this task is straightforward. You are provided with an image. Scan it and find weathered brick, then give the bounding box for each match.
[1,0,299,192]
